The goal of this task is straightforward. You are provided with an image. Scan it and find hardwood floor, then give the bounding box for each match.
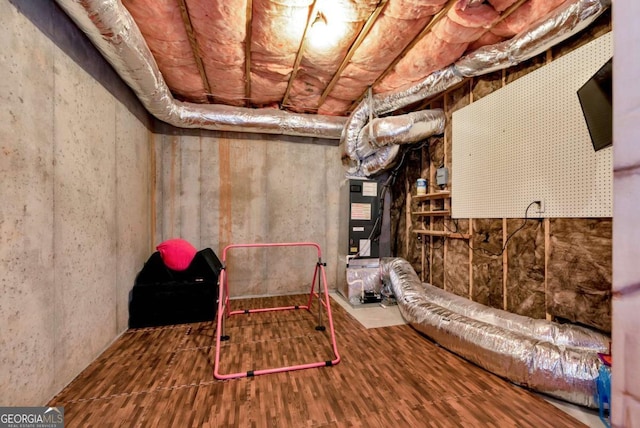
[49,295,587,427]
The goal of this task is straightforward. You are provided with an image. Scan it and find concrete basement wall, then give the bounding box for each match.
[152,127,342,297]
[0,1,152,405]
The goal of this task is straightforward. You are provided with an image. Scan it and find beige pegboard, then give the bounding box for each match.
[452,32,612,218]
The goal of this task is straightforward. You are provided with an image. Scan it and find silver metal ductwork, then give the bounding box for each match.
[341,68,461,177]
[53,0,346,139]
[380,257,609,408]
[455,0,611,76]
[341,0,610,177]
[356,109,446,160]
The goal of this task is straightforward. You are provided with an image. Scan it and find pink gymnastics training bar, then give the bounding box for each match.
[213,242,341,379]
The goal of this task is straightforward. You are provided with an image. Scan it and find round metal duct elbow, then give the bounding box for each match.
[357,109,445,156]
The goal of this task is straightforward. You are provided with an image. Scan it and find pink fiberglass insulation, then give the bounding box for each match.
[328,18,429,101]
[491,0,567,37]
[319,0,446,115]
[186,0,247,106]
[376,32,468,93]
[383,0,448,19]
[377,1,497,94]
[487,0,520,12]
[432,17,486,43]
[318,97,354,116]
[432,1,499,43]
[467,30,506,52]
[286,24,362,112]
[287,0,378,112]
[250,0,313,106]
[448,1,500,28]
[122,0,207,102]
[333,64,381,101]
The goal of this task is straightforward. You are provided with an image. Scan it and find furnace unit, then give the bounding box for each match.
[347,179,380,258]
[337,176,390,304]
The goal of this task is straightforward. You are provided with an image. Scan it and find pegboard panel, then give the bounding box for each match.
[452,32,612,218]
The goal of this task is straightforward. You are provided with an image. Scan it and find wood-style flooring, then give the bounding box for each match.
[49,295,587,427]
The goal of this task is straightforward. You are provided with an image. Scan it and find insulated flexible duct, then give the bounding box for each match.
[455,0,611,76]
[341,68,462,176]
[53,0,346,139]
[380,257,610,408]
[341,0,610,176]
[355,109,446,160]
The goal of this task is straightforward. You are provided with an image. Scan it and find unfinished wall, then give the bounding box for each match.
[612,1,640,424]
[153,128,341,297]
[394,10,612,333]
[0,1,151,405]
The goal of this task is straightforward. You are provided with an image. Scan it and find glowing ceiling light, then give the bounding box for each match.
[307,7,348,51]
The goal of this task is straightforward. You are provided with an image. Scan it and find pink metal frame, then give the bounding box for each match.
[213,242,341,379]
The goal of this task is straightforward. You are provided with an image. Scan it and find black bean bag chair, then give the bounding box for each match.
[128,248,223,328]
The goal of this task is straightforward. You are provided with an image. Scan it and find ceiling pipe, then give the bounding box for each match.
[54,0,347,140]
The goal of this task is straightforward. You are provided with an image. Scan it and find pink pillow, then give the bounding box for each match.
[156,239,197,271]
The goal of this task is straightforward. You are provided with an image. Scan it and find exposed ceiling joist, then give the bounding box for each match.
[495,0,530,25]
[245,0,254,107]
[316,0,389,109]
[409,0,529,112]
[347,0,457,112]
[176,0,213,103]
[281,0,321,108]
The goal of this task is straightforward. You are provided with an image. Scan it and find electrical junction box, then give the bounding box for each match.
[436,167,449,187]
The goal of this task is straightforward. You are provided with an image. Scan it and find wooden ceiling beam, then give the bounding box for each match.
[347,0,457,112]
[316,0,389,109]
[176,0,214,103]
[495,0,529,24]
[245,0,254,106]
[281,0,321,108]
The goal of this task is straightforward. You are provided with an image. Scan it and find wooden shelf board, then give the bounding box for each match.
[413,191,451,201]
[412,210,451,216]
[413,229,448,236]
[448,233,471,240]
[413,229,470,239]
